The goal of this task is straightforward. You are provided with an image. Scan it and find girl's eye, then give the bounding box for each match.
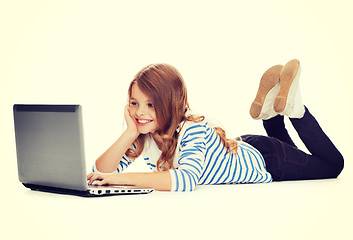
[147,103,154,108]
[130,101,138,106]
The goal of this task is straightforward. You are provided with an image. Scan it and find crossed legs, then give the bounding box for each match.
[245,59,344,181]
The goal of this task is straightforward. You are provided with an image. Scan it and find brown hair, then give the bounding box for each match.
[125,64,238,170]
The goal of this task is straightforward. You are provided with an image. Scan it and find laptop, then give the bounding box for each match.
[13,104,153,197]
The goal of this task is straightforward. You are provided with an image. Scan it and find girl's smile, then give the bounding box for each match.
[129,83,158,134]
[136,118,154,126]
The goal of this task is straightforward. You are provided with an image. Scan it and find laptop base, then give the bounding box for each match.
[23,183,152,197]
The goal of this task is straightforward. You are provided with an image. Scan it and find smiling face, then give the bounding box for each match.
[129,83,159,134]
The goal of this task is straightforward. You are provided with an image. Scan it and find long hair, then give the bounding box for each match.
[125,64,238,170]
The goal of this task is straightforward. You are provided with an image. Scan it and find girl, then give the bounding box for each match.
[87,59,344,192]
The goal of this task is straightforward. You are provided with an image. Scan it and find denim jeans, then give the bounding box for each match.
[241,106,344,181]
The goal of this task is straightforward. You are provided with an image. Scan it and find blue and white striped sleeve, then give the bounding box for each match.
[169,124,207,192]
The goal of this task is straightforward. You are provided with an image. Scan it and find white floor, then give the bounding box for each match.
[3,172,352,240]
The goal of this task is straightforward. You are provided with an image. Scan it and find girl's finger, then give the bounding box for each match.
[88,173,101,184]
[97,178,108,186]
[87,172,94,179]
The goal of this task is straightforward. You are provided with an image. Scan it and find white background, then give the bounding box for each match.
[1,0,352,239]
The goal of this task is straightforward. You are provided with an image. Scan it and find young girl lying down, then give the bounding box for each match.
[87,59,344,192]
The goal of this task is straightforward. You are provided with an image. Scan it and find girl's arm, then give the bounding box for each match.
[95,106,140,173]
[87,171,172,191]
[95,129,138,172]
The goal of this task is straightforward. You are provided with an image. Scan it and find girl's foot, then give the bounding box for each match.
[275,59,305,118]
[250,64,283,120]
[274,59,300,113]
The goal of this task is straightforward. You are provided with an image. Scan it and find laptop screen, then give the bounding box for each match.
[13,105,88,191]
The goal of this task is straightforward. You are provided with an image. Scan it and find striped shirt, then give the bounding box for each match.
[93,120,272,191]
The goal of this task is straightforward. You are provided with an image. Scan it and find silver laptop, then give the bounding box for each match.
[13,104,153,197]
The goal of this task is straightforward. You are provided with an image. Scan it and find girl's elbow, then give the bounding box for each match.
[169,183,198,192]
[185,183,198,192]
[189,186,197,192]
[190,182,198,191]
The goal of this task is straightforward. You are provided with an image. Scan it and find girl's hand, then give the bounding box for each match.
[87,171,172,191]
[124,105,139,136]
[87,172,122,186]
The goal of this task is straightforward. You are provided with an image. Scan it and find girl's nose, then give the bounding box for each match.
[136,105,147,116]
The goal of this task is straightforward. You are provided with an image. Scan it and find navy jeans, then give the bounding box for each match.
[242,107,344,181]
